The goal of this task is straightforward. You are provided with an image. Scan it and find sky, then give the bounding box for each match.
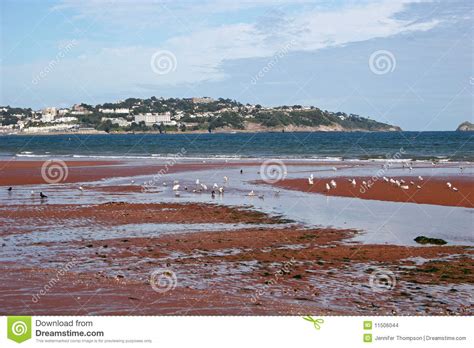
[0,0,472,130]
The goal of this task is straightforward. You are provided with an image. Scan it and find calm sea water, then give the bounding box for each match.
[0,132,472,162]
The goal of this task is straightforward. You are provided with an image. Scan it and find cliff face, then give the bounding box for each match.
[456,121,474,131]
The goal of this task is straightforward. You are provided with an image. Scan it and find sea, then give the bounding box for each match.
[0,131,472,162]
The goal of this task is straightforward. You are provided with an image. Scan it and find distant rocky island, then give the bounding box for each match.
[1,96,401,134]
[456,121,474,132]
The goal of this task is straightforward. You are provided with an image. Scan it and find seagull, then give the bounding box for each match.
[400,185,409,190]
[195,179,200,185]
[395,180,401,187]
[240,169,243,174]
[184,186,188,191]
[332,167,337,171]
[246,190,256,196]
[223,176,228,183]
[351,179,356,186]
[362,180,367,186]
[162,182,167,186]
[213,183,219,189]
[389,178,396,184]
[40,192,48,199]
[383,177,389,182]
[446,182,452,188]
[410,181,415,185]
[78,186,84,191]
[30,190,35,195]
[131,180,135,184]
[258,194,265,199]
[400,179,405,184]
[409,166,413,171]
[200,183,208,191]
[416,185,421,189]
[211,190,215,198]
[308,177,314,185]
[418,176,423,181]
[330,180,337,188]
[7,187,12,192]
[172,184,180,191]
[218,187,224,194]
[174,191,180,197]
[452,187,459,192]
[325,183,331,191]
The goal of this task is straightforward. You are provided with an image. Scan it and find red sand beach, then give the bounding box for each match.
[1,201,472,315]
[0,160,472,315]
[0,159,350,186]
[271,176,474,208]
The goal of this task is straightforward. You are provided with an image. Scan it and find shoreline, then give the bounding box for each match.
[1,128,403,136]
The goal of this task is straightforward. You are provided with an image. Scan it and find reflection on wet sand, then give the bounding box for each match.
[0,159,472,315]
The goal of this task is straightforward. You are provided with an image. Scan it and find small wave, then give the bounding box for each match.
[16,154,49,158]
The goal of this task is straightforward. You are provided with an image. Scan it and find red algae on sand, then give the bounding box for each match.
[272,176,474,208]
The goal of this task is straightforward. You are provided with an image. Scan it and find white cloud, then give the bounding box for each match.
[3,0,443,105]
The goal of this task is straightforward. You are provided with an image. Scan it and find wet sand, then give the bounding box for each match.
[0,159,472,315]
[1,201,472,315]
[0,159,347,186]
[271,176,474,208]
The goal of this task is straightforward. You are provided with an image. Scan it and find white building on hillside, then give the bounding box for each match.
[101,117,130,127]
[41,107,57,122]
[99,108,130,114]
[134,112,173,126]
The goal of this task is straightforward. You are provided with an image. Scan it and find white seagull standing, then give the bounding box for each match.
[325,183,331,191]
[172,184,180,191]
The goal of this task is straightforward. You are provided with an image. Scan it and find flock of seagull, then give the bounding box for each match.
[5,164,464,200]
[307,173,461,193]
[167,176,229,199]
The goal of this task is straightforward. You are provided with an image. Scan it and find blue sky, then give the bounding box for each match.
[0,0,472,130]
